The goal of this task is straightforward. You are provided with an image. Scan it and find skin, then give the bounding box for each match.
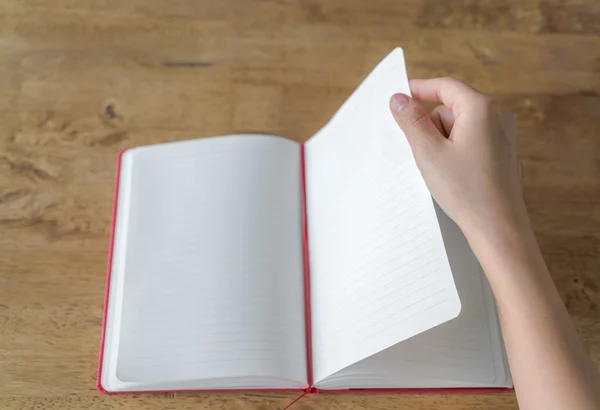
[389,78,600,410]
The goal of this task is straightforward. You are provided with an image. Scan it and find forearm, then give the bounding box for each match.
[465,217,600,410]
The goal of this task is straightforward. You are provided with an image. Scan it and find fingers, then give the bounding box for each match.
[409,78,485,114]
[389,93,446,155]
[430,105,455,138]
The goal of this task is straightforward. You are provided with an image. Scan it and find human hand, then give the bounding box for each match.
[389,77,528,238]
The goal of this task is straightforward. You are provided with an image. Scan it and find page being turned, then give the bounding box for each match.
[304,49,461,383]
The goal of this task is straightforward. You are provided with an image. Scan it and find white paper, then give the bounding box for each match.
[101,135,308,391]
[315,204,511,389]
[305,49,462,383]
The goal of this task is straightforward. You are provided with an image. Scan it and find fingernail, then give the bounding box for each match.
[390,93,410,113]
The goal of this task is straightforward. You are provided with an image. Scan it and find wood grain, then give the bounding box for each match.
[0,0,599,408]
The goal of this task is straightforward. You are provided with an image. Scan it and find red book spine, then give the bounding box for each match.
[300,143,313,388]
[97,148,128,393]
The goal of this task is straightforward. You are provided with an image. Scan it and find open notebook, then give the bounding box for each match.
[98,48,512,393]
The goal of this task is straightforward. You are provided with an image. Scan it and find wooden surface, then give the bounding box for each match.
[1,0,599,409]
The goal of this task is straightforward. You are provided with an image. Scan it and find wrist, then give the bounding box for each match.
[458,199,533,248]
[459,206,543,283]
[461,208,563,321]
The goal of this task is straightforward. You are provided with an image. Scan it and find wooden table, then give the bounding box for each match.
[1,1,599,409]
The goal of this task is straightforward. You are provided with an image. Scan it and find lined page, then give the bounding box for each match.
[315,205,510,388]
[110,136,307,387]
[305,49,461,382]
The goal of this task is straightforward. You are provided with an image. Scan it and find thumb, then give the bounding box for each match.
[389,93,445,154]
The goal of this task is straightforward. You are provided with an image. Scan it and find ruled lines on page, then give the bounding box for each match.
[315,207,509,389]
[114,136,307,386]
[304,49,462,383]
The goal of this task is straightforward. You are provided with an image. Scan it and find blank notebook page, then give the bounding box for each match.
[108,136,307,388]
[315,205,510,389]
[305,49,462,383]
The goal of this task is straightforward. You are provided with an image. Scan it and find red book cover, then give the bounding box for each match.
[97,145,513,401]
